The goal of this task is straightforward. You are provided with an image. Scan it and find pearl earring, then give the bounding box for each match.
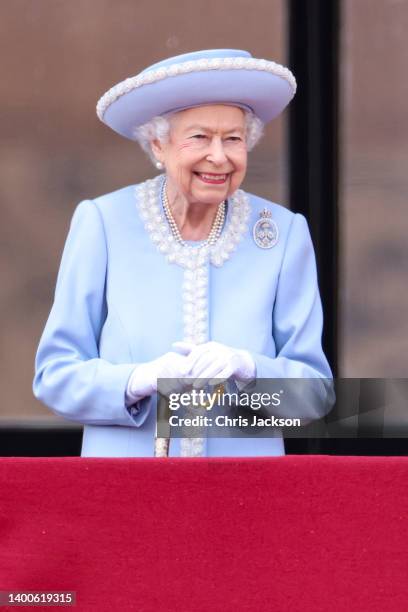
[155,160,164,170]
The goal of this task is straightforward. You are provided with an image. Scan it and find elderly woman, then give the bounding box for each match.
[33,49,332,457]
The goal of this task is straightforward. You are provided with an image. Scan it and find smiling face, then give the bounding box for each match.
[151,104,248,207]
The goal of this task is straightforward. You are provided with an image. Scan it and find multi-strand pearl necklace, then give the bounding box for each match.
[136,175,250,269]
[162,181,226,247]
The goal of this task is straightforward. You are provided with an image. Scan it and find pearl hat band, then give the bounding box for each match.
[96,49,297,141]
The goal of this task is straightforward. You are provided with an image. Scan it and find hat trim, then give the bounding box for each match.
[96,56,297,122]
[162,100,254,117]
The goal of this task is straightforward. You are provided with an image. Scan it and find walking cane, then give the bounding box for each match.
[154,393,170,457]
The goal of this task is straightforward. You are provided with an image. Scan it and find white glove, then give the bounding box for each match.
[126,351,189,404]
[173,341,256,387]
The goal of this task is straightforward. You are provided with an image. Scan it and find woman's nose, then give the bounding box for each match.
[206,137,228,165]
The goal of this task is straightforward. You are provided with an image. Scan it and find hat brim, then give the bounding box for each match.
[100,68,295,141]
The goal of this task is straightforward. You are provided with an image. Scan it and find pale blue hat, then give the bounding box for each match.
[96,49,297,141]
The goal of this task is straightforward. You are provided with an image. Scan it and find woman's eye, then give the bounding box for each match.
[191,134,207,139]
[227,136,242,142]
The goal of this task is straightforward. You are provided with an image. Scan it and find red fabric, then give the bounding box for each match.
[0,456,407,611]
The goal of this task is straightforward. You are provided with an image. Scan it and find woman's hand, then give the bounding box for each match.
[173,341,256,386]
[126,352,189,403]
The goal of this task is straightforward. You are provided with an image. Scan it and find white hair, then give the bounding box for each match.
[133,108,264,166]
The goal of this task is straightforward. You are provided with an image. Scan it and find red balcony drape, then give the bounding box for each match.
[0,456,407,611]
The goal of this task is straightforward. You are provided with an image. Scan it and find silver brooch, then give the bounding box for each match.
[253,208,279,249]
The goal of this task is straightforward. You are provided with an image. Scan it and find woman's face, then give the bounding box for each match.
[151,104,247,206]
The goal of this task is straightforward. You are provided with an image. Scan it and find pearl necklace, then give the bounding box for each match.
[162,181,226,247]
[136,174,251,268]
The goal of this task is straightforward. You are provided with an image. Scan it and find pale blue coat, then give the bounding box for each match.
[33,181,332,456]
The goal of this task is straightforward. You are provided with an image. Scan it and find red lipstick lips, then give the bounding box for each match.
[195,172,228,185]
